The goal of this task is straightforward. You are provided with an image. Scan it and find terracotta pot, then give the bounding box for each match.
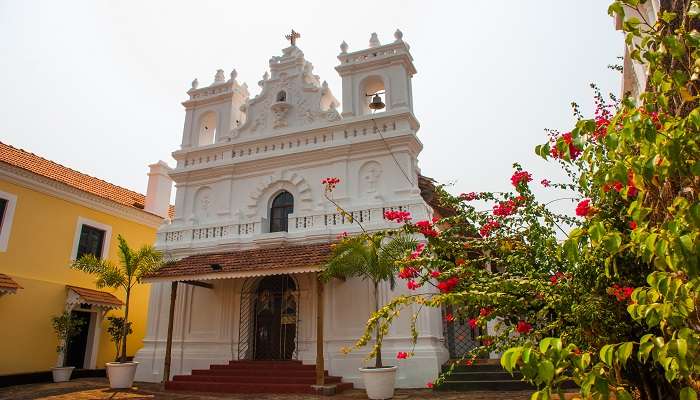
[106,361,139,389]
[359,366,397,400]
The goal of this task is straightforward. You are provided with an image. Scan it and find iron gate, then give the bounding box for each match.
[238,275,299,360]
[442,306,481,358]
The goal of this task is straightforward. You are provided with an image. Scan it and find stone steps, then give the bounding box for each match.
[437,361,534,391]
[166,360,353,394]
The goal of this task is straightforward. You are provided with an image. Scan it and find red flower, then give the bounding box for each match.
[516,320,532,334]
[455,258,465,266]
[479,219,500,237]
[607,284,635,302]
[479,307,492,317]
[444,313,455,322]
[437,277,459,293]
[384,210,412,223]
[493,199,518,217]
[629,220,637,230]
[465,359,474,366]
[575,199,593,217]
[550,271,565,285]
[511,170,533,188]
[426,382,434,389]
[430,270,441,278]
[541,179,551,187]
[336,231,348,240]
[398,267,418,279]
[321,177,340,191]
[407,280,420,290]
[460,192,479,201]
[551,132,581,160]
[396,351,409,359]
[468,318,478,329]
[415,220,439,237]
[573,348,583,355]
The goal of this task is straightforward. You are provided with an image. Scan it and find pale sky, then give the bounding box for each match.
[0,0,622,207]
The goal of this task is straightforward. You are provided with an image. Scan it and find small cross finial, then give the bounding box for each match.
[285,29,300,46]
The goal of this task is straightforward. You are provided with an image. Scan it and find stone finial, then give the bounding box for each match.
[214,69,225,83]
[394,29,403,42]
[230,69,238,81]
[340,40,348,53]
[322,80,328,89]
[369,32,380,48]
[191,78,199,89]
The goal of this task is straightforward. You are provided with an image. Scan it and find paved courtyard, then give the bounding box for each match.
[0,378,535,400]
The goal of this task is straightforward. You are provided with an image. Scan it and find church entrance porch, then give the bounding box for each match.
[239,275,298,361]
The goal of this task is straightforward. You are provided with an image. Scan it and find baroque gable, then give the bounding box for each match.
[231,46,340,140]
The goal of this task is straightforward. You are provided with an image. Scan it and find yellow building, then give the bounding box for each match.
[0,141,172,379]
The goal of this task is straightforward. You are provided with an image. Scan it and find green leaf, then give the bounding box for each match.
[537,360,555,383]
[618,342,634,367]
[589,222,605,243]
[608,2,624,17]
[600,344,615,367]
[681,387,698,400]
[690,1,700,18]
[603,232,622,253]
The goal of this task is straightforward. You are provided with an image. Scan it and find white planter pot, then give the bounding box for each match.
[52,366,74,382]
[106,361,139,389]
[359,366,397,400]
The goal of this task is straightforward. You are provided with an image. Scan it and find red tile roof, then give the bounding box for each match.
[149,242,333,280]
[0,273,22,294]
[67,285,123,307]
[0,141,174,219]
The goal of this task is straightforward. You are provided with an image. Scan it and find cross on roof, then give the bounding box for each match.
[285,29,300,46]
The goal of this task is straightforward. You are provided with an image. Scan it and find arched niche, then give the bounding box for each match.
[359,75,386,115]
[192,186,214,223]
[198,111,217,146]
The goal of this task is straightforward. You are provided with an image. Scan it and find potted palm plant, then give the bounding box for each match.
[71,235,163,389]
[321,232,416,400]
[106,316,133,362]
[51,311,86,382]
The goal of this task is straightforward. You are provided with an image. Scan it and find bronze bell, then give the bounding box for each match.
[368,93,385,110]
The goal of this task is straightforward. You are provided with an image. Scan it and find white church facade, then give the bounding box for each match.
[134,30,463,390]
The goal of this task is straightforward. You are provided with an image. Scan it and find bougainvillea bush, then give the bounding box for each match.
[326,1,700,399]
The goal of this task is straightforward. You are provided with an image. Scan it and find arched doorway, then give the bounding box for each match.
[239,275,298,360]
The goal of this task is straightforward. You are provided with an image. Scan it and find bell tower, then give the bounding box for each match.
[335,29,417,118]
[180,69,249,149]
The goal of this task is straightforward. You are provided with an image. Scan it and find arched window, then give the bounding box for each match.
[198,112,217,146]
[276,90,287,102]
[360,75,386,115]
[269,191,294,233]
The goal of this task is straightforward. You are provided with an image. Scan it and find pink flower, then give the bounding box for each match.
[407,280,420,290]
[426,382,434,389]
[479,307,492,317]
[430,270,441,278]
[541,179,551,187]
[479,219,500,237]
[444,313,454,322]
[336,231,348,240]
[468,318,478,329]
[465,359,474,366]
[493,199,518,217]
[396,351,409,359]
[516,320,532,334]
[511,170,533,187]
[629,221,637,230]
[410,242,426,259]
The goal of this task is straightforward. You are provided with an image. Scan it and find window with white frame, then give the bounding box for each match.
[72,217,111,260]
[0,190,17,252]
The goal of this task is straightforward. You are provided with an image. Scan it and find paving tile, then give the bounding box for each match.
[0,378,534,400]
